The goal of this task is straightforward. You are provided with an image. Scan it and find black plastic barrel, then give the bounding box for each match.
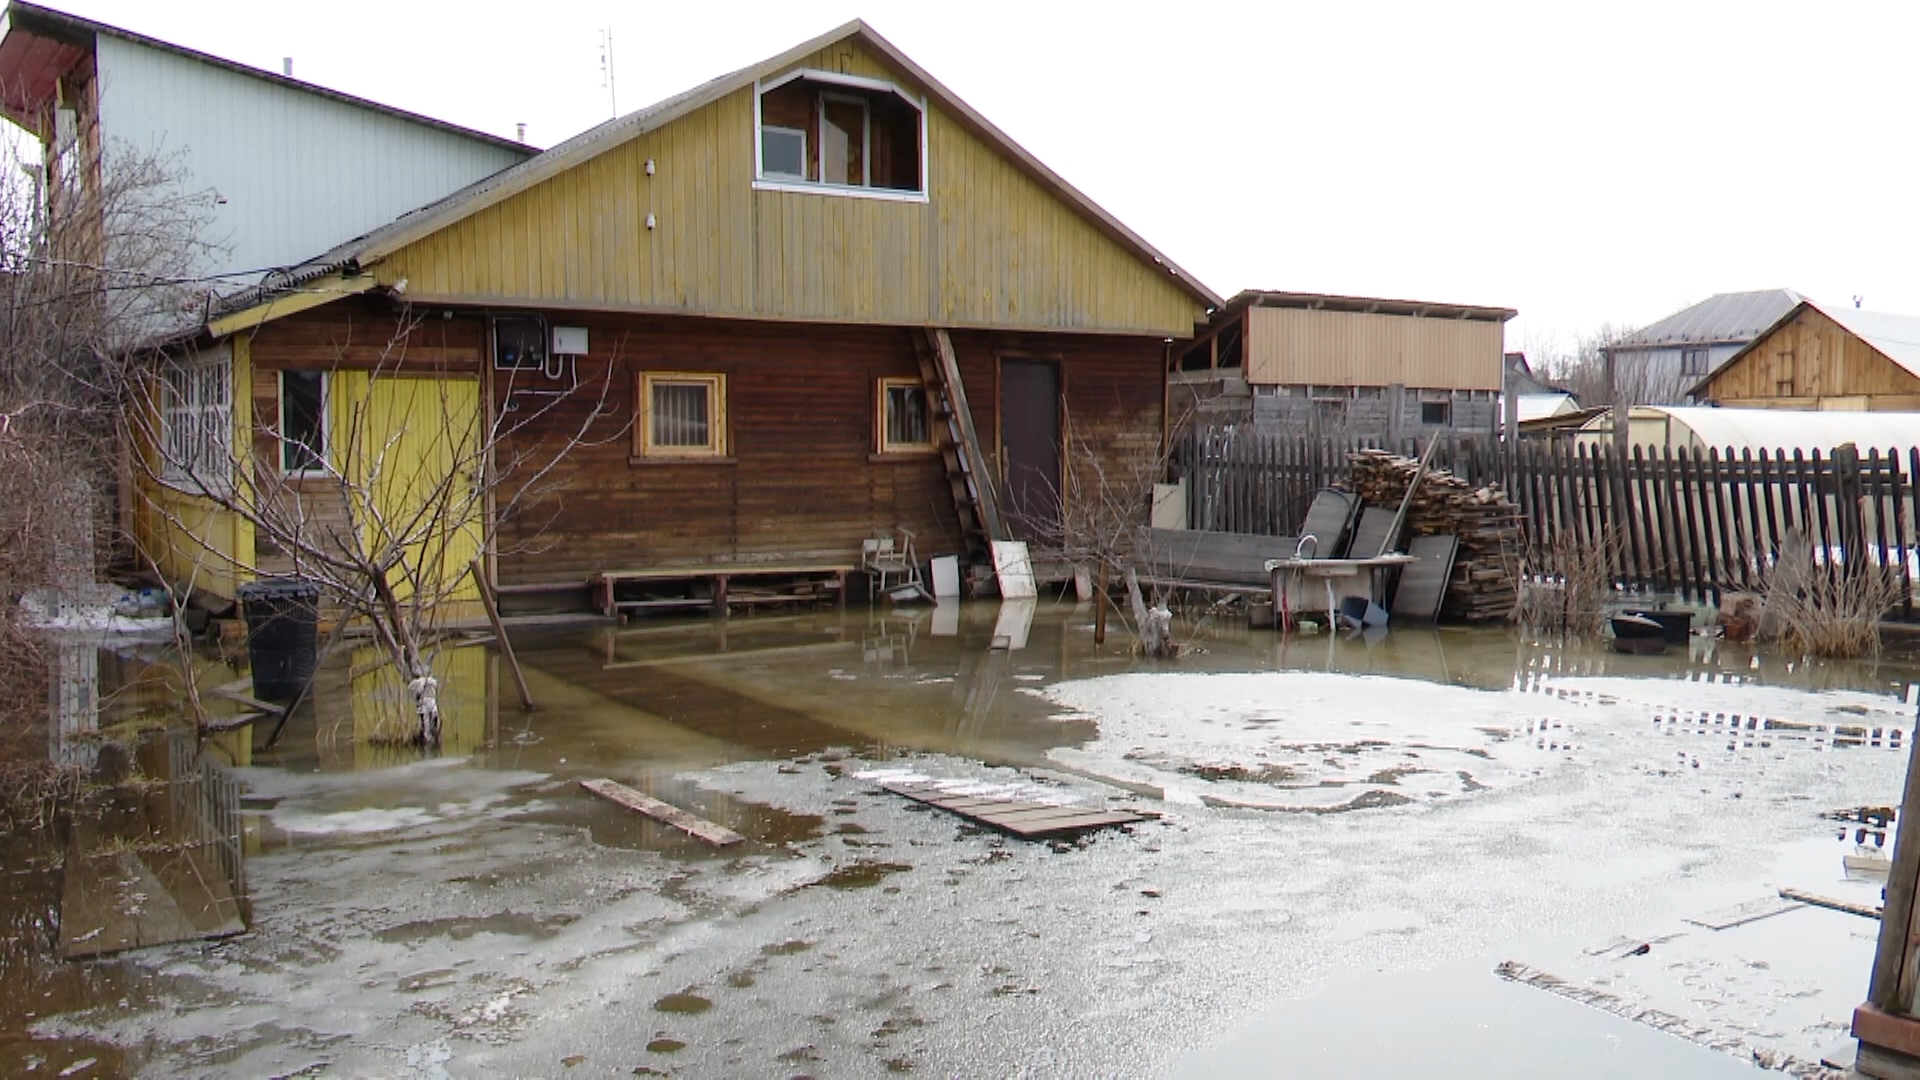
[238,579,320,701]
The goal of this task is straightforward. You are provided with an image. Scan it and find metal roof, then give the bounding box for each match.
[0,1,531,153]
[1220,290,1516,323]
[262,19,1222,316]
[1610,289,1803,350]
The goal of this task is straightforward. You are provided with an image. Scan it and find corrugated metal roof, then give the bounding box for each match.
[265,19,1222,315]
[1223,289,1515,323]
[1612,289,1803,349]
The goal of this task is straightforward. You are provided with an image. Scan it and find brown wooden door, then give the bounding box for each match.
[1000,359,1061,537]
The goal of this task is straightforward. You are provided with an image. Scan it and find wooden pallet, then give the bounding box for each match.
[878,781,1149,841]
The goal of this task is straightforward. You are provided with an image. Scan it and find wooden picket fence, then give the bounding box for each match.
[1176,427,1920,620]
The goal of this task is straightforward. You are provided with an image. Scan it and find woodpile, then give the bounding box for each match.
[1347,449,1522,623]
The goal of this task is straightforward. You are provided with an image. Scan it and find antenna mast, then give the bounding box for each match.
[599,28,617,118]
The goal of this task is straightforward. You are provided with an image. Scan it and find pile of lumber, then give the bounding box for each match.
[1346,449,1522,623]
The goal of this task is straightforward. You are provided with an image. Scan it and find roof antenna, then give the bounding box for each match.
[1853,295,1863,308]
[599,28,617,118]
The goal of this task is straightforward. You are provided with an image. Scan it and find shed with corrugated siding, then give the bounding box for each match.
[1171,290,1515,439]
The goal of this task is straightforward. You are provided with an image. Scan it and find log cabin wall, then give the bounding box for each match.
[467,311,1163,588]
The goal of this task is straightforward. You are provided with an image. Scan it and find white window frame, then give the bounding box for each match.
[760,125,808,181]
[278,369,330,476]
[636,372,728,459]
[877,377,935,454]
[751,68,929,203]
[818,91,871,188]
[160,349,232,494]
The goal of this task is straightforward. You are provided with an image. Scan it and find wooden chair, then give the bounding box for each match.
[862,529,926,601]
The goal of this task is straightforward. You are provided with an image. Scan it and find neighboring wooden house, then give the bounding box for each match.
[1604,289,1802,404]
[143,20,1220,610]
[1171,291,1515,441]
[1687,299,1920,412]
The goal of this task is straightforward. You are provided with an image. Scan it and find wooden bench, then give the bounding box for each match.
[593,563,854,618]
[1132,527,1299,595]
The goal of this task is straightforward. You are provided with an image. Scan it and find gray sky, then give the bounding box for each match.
[46,0,1920,352]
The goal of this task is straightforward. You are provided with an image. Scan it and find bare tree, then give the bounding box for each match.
[126,313,625,745]
[0,137,222,817]
[1532,322,1688,407]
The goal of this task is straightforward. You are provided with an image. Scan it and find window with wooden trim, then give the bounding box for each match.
[877,377,933,453]
[1680,347,1710,376]
[160,349,231,492]
[636,372,727,458]
[280,370,328,474]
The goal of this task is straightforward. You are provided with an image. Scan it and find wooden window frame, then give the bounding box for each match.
[876,376,936,456]
[278,369,329,477]
[634,371,729,461]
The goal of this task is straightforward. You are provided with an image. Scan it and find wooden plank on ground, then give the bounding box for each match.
[580,779,744,846]
[1780,887,1881,920]
[879,781,1147,841]
[1683,895,1801,930]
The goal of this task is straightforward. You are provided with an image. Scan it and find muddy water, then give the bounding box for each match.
[7,603,1920,1076]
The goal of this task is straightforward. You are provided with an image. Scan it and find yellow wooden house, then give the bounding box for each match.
[135,19,1220,614]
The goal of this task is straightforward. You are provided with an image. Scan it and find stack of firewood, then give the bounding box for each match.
[1346,449,1522,623]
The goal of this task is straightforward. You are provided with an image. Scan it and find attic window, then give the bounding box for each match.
[755,70,926,200]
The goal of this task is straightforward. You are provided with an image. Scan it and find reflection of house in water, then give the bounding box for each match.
[48,641,99,770]
[319,644,497,769]
[60,732,248,959]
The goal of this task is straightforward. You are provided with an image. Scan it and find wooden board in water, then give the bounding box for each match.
[878,781,1148,841]
[581,778,744,846]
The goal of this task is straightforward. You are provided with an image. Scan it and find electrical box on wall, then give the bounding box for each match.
[492,316,546,369]
[552,326,589,355]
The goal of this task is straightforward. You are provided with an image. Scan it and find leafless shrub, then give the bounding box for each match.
[0,134,222,822]
[1035,401,1192,657]
[1757,530,1902,658]
[1517,527,1615,640]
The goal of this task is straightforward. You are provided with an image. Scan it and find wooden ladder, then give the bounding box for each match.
[914,327,1005,556]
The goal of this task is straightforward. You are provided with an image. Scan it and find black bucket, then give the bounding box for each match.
[238,579,320,701]
[1624,608,1692,645]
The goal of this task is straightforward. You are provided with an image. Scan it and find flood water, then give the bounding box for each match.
[7,602,1920,1076]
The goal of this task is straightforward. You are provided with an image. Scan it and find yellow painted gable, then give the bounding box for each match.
[375,41,1205,337]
